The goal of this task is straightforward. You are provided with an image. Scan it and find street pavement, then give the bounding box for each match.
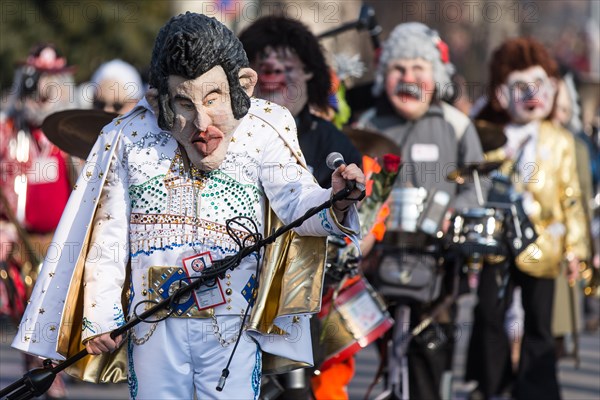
[348,295,600,400]
[1,294,599,399]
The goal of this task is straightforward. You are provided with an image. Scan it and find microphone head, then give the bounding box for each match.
[326,152,345,170]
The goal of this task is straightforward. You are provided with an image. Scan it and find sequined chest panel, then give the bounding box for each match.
[124,131,264,258]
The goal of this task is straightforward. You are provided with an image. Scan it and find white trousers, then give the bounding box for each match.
[127,315,261,400]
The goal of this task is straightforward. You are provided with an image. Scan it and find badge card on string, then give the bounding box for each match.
[182,252,226,311]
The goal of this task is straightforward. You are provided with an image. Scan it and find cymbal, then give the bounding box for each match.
[42,109,118,159]
[474,119,507,152]
[447,160,504,183]
[343,126,401,160]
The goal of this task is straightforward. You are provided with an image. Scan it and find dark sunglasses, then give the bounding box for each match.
[93,99,124,112]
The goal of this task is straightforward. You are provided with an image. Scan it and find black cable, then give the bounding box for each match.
[133,299,174,323]
[216,258,258,391]
[216,216,263,391]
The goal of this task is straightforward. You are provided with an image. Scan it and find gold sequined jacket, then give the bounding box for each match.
[486,121,589,278]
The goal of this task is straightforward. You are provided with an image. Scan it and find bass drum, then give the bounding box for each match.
[317,276,394,371]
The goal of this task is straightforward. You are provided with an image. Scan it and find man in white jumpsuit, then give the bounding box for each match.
[13,12,365,400]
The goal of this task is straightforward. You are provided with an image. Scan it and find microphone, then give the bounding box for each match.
[326,152,366,192]
[325,152,346,170]
[216,369,229,391]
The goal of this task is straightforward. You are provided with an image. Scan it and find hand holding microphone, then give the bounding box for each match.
[326,152,366,215]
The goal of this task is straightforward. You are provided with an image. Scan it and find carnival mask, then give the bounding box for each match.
[167,66,257,171]
[497,66,557,124]
[384,58,436,121]
[251,46,313,117]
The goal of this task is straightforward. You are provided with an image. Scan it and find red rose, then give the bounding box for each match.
[382,153,401,173]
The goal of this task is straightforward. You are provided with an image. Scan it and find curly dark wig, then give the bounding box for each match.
[149,12,250,130]
[477,37,559,124]
[238,15,331,112]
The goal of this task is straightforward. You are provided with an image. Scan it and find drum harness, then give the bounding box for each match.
[363,120,452,400]
[365,245,462,400]
[487,135,535,301]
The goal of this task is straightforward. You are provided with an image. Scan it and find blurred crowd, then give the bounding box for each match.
[1,8,599,400]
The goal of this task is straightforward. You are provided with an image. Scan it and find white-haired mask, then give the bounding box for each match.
[373,22,455,102]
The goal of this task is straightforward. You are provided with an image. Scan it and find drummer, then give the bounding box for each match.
[356,22,485,400]
[0,43,76,399]
[465,37,589,400]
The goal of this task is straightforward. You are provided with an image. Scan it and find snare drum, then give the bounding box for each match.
[317,276,394,371]
[449,208,506,256]
[386,187,428,232]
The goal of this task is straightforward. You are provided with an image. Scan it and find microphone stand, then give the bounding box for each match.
[317,3,382,52]
[0,187,360,400]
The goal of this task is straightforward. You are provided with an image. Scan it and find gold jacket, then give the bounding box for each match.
[486,121,589,278]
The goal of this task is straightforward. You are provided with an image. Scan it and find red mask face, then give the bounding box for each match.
[251,46,313,117]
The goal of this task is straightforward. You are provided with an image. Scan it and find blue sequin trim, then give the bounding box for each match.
[127,336,138,399]
[252,345,262,400]
[81,317,96,334]
[319,209,335,234]
[127,281,135,311]
[242,275,257,305]
[130,242,186,257]
[113,304,125,327]
[319,209,346,240]
[131,242,237,258]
